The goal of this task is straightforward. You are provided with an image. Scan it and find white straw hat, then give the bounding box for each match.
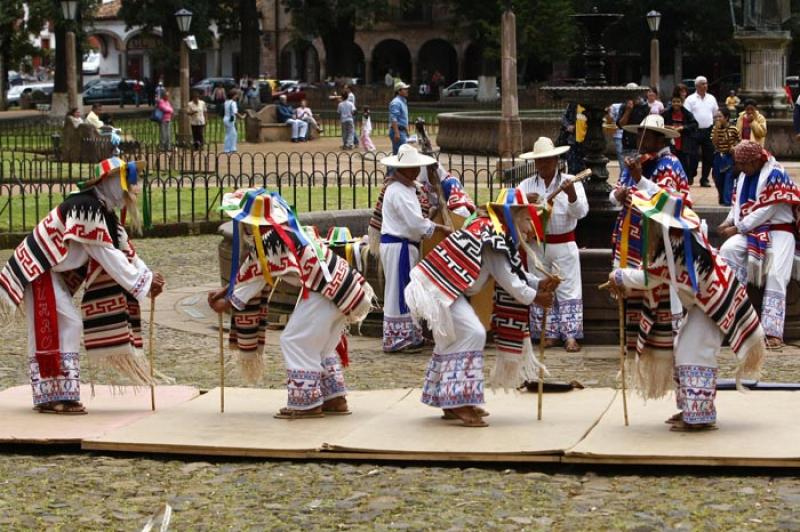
[519,137,570,160]
[379,144,436,168]
[622,114,680,139]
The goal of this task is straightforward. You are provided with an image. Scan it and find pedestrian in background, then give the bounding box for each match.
[683,75,718,187]
[736,99,767,146]
[223,89,243,153]
[389,81,410,155]
[647,86,664,114]
[187,90,207,151]
[156,91,173,151]
[725,89,741,113]
[661,87,698,178]
[338,92,356,150]
[360,106,375,152]
[711,107,740,206]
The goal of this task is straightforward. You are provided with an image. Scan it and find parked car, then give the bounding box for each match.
[441,80,499,100]
[82,79,144,105]
[6,82,54,106]
[8,70,23,87]
[191,77,237,101]
[82,51,101,75]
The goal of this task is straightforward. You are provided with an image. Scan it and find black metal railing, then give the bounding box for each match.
[0,147,532,235]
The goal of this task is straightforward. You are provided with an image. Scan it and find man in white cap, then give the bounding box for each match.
[378,144,451,352]
[683,75,719,187]
[610,114,693,348]
[389,81,410,155]
[517,137,588,352]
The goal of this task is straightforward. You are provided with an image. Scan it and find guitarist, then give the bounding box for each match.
[518,136,589,353]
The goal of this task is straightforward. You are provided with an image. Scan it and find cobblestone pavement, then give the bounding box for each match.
[2,236,800,530]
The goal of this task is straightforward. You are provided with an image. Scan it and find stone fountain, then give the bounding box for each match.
[541,8,644,209]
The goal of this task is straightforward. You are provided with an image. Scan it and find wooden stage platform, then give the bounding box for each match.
[3,385,800,467]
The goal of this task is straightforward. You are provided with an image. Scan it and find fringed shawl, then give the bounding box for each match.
[627,232,765,399]
[406,217,545,390]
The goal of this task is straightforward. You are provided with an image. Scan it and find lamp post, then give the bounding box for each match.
[646,10,661,94]
[60,0,79,111]
[175,8,193,147]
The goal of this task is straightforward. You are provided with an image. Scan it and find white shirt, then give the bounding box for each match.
[380,181,434,242]
[648,100,664,115]
[465,248,539,306]
[187,100,206,126]
[517,173,589,234]
[684,91,719,129]
[86,111,104,130]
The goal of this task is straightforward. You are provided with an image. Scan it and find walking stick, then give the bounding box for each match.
[148,295,156,411]
[537,307,548,421]
[599,280,629,426]
[618,296,630,426]
[218,311,225,413]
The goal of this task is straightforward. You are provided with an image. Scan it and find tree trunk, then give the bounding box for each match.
[239,0,261,77]
[0,48,6,111]
[322,18,356,77]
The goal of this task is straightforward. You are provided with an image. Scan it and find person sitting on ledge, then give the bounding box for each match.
[276,95,308,143]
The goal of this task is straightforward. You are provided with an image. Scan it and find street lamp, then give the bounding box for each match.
[175,8,193,147]
[647,10,661,94]
[61,0,79,111]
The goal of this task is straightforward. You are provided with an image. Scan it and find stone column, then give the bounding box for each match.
[735,30,792,117]
[498,9,522,157]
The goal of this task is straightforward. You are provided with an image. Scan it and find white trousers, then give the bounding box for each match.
[719,231,794,337]
[530,241,583,340]
[280,291,347,409]
[380,241,422,351]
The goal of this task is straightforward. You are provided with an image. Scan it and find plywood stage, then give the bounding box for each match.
[5,385,800,467]
[0,385,199,444]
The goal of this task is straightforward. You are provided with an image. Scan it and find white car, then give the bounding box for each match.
[441,80,500,100]
[82,51,101,75]
[6,82,54,106]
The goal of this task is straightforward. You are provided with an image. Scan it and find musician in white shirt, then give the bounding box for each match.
[518,137,589,352]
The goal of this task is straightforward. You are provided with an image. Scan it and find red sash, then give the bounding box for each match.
[32,271,61,378]
[770,223,794,234]
[545,231,576,244]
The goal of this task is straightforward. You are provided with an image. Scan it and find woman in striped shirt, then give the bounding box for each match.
[711,107,740,206]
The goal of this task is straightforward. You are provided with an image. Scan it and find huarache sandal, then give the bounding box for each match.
[565,339,581,353]
[543,338,559,348]
[664,412,683,425]
[322,397,352,416]
[273,407,325,420]
[35,401,87,415]
[441,407,490,420]
[669,420,718,432]
[766,337,784,349]
[449,406,489,428]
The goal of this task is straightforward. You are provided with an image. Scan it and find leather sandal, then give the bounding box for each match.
[664,412,683,425]
[273,406,325,420]
[565,339,581,353]
[669,420,718,432]
[449,406,488,428]
[35,401,87,415]
[441,407,490,420]
[322,397,352,416]
[766,337,784,349]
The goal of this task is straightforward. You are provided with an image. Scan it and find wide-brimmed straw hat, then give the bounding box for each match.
[487,188,547,244]
[79,157,146,190]
[519,137,570,160]
[379,143,436,168]
[631,189,700,230]
[221,188,289,226]
[622,114,680,139]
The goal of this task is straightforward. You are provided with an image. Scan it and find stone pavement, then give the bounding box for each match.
[2,235,800,530]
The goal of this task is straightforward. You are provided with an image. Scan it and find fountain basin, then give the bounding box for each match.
[436,110,561,155]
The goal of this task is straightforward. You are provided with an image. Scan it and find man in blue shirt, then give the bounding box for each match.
[389,81,410,155]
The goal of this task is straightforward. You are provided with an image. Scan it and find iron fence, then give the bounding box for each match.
[0,147,533,235]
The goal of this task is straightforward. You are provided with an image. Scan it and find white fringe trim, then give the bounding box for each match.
[346,281,375,326]
[89,351,157,387]
[235,350,265,386]
[734,328,766,392]
[368,226,381,258]
[0,288,21,323]
[404,271,455,343]
[489,338,549,393]
[629,348,674,400]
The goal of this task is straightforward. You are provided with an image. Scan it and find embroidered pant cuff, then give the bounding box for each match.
[320,355,347,401]
[30,352,80,406]
[383,316,423,352]
[761,289,786,338]
[286,369,323,410]
[421,351,485,408]
[677,364,718,424]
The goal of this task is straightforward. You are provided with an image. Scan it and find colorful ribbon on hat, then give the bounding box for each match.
[327,227,354,264]
[488,188,544,246]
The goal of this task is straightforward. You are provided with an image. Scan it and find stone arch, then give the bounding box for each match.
[279,39,320,81]
[371,39,411,84]
[417,39,457,86]
[86,30,124,57]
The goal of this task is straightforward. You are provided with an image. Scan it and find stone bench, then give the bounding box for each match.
[60,121,139,163]
[244,105,292,143]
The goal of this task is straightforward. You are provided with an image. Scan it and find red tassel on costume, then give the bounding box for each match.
[335,334,349,367]
[36,352,62,379]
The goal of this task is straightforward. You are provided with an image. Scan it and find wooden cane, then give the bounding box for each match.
[218,311,225,413]
[537,307,548,421]
[618,296,630,426]
[148,295,156,411]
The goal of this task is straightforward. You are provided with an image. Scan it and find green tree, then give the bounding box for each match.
[281,0,389,78]
[119,0,218,86]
